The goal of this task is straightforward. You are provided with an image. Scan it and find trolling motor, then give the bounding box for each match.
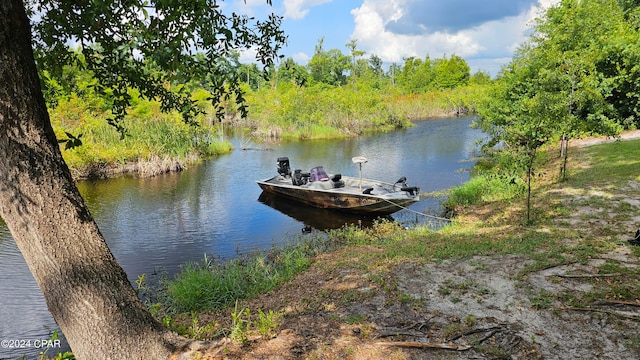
[395,176,407,186]
[395,176,419,196]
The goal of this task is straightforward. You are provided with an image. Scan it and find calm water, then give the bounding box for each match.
[0,116,484,358]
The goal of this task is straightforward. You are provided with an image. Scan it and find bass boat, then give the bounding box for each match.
[256,156,420,216]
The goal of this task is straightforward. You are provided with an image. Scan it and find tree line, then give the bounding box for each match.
[271,37,488,91]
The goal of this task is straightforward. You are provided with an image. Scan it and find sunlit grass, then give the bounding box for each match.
[166,237,332,313]
[572,139,640,184]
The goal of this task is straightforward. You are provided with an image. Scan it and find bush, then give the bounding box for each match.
[444,173,525,209]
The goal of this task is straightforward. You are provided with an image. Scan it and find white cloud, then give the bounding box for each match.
[238,47,259,64]
[283,0,334,19]
[350,0,560,75]
[291,51,311,64]
[351,1,479,63]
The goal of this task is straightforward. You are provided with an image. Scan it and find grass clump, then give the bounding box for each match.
[167,239,327,313]
[445,173,524,207]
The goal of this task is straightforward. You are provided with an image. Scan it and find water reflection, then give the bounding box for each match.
[257,191,386,230]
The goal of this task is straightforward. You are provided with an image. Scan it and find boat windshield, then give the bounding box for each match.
[310,166,329,182]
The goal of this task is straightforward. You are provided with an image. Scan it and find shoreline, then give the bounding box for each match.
[69,153,200,180]
[67,126,640,181]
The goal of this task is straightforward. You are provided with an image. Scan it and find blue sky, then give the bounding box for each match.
[231,0,560,77]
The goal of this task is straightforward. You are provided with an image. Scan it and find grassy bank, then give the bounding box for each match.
[149,136,640,358]
[233,83,489,141]
[239,82,412,141]
[50,92,232,178]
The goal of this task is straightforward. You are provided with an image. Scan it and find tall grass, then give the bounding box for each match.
[444,173,525,209]
[50,92,232,176]
[238,81,490,141]
[385,84,488,120]
[167,240,323,313]
[241,82,413,140]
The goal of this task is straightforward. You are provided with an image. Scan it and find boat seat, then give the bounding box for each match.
[277,157,291,177]
[292,170,310,186]
[331,174,345,188]
[310,180,333,190]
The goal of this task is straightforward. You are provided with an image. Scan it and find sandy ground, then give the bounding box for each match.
[183,132,640,360]
[570,129,640,147]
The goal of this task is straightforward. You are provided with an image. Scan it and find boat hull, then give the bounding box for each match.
[257,175,419,216]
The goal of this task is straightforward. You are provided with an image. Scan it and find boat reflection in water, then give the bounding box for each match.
[258,191,390,232]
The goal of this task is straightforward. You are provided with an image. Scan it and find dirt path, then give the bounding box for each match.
[570,129,640,147]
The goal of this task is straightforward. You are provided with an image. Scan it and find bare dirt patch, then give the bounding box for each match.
[191,242,639,359]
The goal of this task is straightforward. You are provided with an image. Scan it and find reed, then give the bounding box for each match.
[50,94,232,178]
[240,83,413,141]
[384,84,489,120]
[166,239,326,313]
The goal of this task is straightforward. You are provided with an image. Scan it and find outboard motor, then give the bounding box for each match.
[401,186,420,196]
[277,157,291,177]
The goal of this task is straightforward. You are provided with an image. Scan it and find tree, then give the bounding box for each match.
[397,55,439,94]
[308,38,350,86]
[433,54,470,89]
[474,0,628,222]
[476,50,558,223]
[0,0,285,358]
[529,0,624,180]
[469,70,492,86]
[345,39,365,84]
[278,57,310,86]
[368,54,384,78]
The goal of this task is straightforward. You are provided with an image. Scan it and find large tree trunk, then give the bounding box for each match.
[0,2,189,358]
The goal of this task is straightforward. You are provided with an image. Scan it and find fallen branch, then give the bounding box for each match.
[553,273,622,279]
[375,328,425,339]
[592,300,640,308]
[447,326,505,342]
[566,307,640,321]
[376,341,472,351]
[372,320,436,339]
